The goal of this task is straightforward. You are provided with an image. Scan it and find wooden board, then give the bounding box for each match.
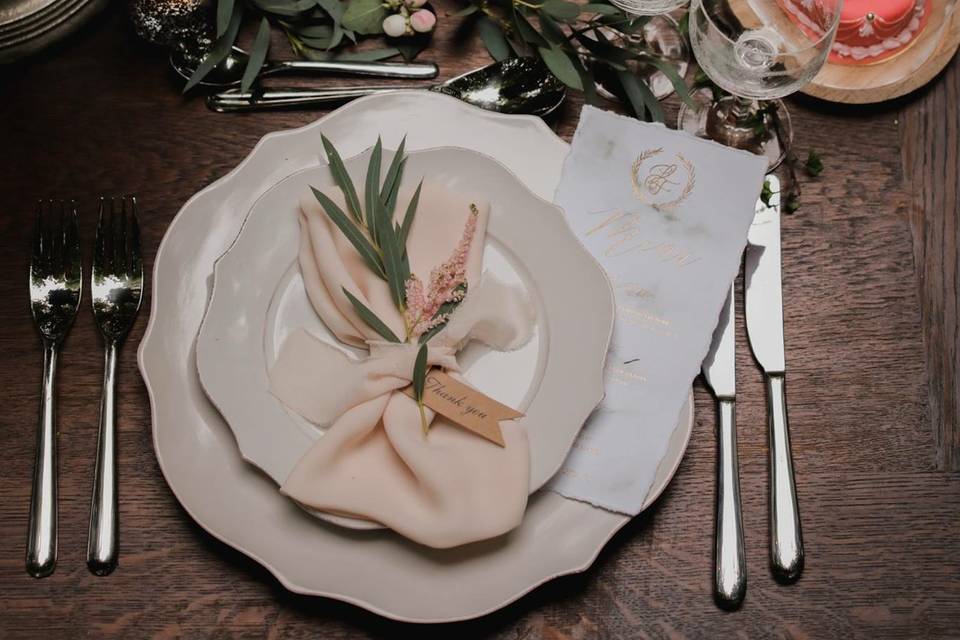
[803,7,960,104]
[0,3,957,637]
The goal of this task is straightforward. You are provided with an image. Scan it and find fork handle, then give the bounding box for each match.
[27,343,58,577]
[768,373,803,581]
[88,341,118,576]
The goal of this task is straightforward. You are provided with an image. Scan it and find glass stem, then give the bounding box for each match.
[731,96,756,121]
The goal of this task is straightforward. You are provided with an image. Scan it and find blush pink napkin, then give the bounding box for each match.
[268,181,533,548]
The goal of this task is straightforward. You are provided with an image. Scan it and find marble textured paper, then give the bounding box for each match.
[548,106,767,514]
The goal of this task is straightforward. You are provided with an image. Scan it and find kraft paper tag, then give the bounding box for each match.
[402,370,523,446]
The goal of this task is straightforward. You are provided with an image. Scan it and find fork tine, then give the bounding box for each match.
[94,198,106,276]
[118,196,128,272]
[127,196,143,278]
[64,201,81,283]
[32,200,44,271]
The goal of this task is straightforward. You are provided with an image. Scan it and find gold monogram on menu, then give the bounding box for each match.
[631,147,695,210]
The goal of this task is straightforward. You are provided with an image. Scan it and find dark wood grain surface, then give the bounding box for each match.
[1,4,957,638]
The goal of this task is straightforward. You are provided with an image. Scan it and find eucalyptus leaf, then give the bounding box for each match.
[343,287,401,342]
[511,9,548,48]
[541,0,581,21]
[252,0,313,15]
[184,1,242,92]
[478,16,511,61]
[321,134,363,221]
[617,70,664,122]
[452,4,479,17]
[537,12,567,45]
[342,0,387,35]
[240,17,272,93]
[640,55,694,107]
[311,186,386,277]
[412,343,428,401]
[216,0,235,38]
[315,0,345,20]
[377,206,407,308]
[538,46,583,90]
[380,137,406,215]
[581,3,621,14]
[364,138,383,243]
[399,179,422,248]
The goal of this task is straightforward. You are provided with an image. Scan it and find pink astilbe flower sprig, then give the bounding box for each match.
[403,204,479,341]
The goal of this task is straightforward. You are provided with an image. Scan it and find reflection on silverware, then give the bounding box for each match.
[87,196,144,576]
[171,45,440,88]
[703,285,746,608]
[27,199,81,578]
[744,175,804,582]
[206,57,567,117]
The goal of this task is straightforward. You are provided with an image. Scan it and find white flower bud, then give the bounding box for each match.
[382,13,408,37]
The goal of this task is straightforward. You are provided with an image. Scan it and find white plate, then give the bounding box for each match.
[196,146,615,511]
[139,92,695,623]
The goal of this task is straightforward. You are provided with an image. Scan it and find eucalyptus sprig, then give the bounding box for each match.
[462,1,693,122]
[314,136,472,434]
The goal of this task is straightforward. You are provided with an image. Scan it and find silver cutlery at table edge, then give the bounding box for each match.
[206,57,567,117]
[745,174,804,583]
[87,197,143,576]
[27,200,82,578]
[26,197,142,578]
[703,285,746,608]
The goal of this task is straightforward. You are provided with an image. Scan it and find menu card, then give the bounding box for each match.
[548,106,767,514]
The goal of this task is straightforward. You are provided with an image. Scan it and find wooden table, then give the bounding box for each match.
[1,4,957,637]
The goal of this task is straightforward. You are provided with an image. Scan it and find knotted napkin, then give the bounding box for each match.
[268,182,534,548]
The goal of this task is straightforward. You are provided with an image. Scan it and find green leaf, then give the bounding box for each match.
[343,287,401,342]
[617,70,664,122]
[541,0,581,21]
[321,134,363,222]
[184,1,243,92]
[241,17,272,93]
[377,205,407,308]
[380,137,406,215]
[804,149,823,177]
[399,179,422,248]
[364,137,383,243]
[311,186,385,277]
[538,46,583,90]
[512,9,548,48]
[394,37,429,62]
[412,343,428,400]
[451,4,479,17]
[341,0,387,34]
[640,55,693,108]
[315,0,345,20]
[216,0,236,38]
[537,12,567,45]
[581,3,621,14]
[477,16,511,61]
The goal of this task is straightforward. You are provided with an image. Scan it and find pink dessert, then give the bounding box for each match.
[779,0,931,64]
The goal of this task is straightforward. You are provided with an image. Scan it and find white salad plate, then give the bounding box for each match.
[139,91,695,623]
[196,145,615,513]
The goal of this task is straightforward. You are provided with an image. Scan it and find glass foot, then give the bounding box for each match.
[677,87,792,170]
[587,16,690,101]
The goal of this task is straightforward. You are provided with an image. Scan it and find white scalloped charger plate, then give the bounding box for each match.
[138,91,695,623]
[196,145,615,532]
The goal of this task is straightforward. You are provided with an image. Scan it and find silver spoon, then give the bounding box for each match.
[171,46,440,88]
[206,57,567,117]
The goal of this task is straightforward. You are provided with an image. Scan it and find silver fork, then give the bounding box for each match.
[87,196,143,576]
[27,200,82,578]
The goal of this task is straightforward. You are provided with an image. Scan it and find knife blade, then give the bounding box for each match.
[744,175,804,582]
[702,286,745,608]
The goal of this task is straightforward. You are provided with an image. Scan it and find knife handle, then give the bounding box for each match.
[767,373,804,581]
[715,398,746,608]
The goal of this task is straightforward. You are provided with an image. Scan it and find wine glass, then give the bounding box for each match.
[677,0,842,167]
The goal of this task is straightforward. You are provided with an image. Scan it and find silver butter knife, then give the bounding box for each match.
[703,285,746,608]
[745,175,804,582]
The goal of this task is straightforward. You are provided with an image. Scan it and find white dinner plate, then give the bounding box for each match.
[139,92,695,622]
[196,145,615,515]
